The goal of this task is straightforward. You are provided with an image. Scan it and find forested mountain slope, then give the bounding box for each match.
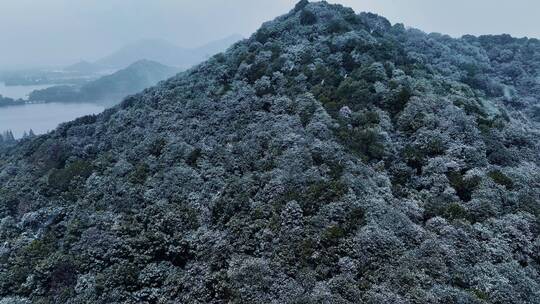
[0,1,539,303]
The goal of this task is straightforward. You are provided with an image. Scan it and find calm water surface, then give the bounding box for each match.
[0,82,55,99]
[0,102,104,138]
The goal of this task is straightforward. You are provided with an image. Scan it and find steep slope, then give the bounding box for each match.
[0,1,539,303]
[29,60,179,105]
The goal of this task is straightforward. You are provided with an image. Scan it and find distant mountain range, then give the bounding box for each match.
[0,35,242,87]
[30,59,179,106]
[66,34,243,72]
[14,34,244,105]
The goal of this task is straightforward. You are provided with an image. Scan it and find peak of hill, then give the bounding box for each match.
[98,58,179,81]
[1,1,540,303]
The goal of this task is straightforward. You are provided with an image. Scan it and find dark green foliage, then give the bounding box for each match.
[304,180,347,212]
[403,136,447,173]
[326,19,349,34]
[149,138,167,157]
[309,64,342,87]
[342,52,356,72]
[321,225,345,246]
[447,171,481,202]
[531,105,540,122]
[517,191,540,219]
[129,163,149,184]
[343,11,361,25]
[246,62,268,83]
[471,289,490,301]
[445,203,470,221]
[2,231,72,296]
[424,201,470,221]
[337,127,385,162]
[73,114,98,125]
[48,160,93,192]
[45,257,78,299]
[281,179,348,216]
[311,85,337,113]
[454,98,487,117]
[488,170,514,189]
[477,116,506,133]
[337,110,384,161]
[321,206,365,247]
[300,10,317,26]
[255,28,272,44]
[186,147,202,167]
[484,137,517,166]
[386,86,412,116]
[461,63,482,87]
[299,101,317,126]
[316,75,379,116]
[34,142,71,171]
[294,0,309,12]
[350,110,380,128]
[211,177,257,224]
[353,64,386,83]
[336,78,374,108]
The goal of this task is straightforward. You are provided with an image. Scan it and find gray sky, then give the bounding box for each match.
[1,0,539,68]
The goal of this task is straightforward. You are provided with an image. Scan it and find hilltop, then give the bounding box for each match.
[0,1,539,303]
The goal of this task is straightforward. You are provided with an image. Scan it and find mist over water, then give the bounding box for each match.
[0,82,55,100]
[0,102,104,138]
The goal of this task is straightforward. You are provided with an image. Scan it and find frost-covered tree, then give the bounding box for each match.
[0,1,539,303]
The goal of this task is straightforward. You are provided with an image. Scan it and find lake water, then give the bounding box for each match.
[0,82,55,100]
[0,102,105,138]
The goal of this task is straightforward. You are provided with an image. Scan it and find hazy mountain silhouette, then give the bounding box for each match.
[30,59,179,105]
[95,34,243,69]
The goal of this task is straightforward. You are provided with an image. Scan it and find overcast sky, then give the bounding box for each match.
[1,0,539,68]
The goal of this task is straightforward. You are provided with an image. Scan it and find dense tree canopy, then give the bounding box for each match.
[0,1,539,303]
